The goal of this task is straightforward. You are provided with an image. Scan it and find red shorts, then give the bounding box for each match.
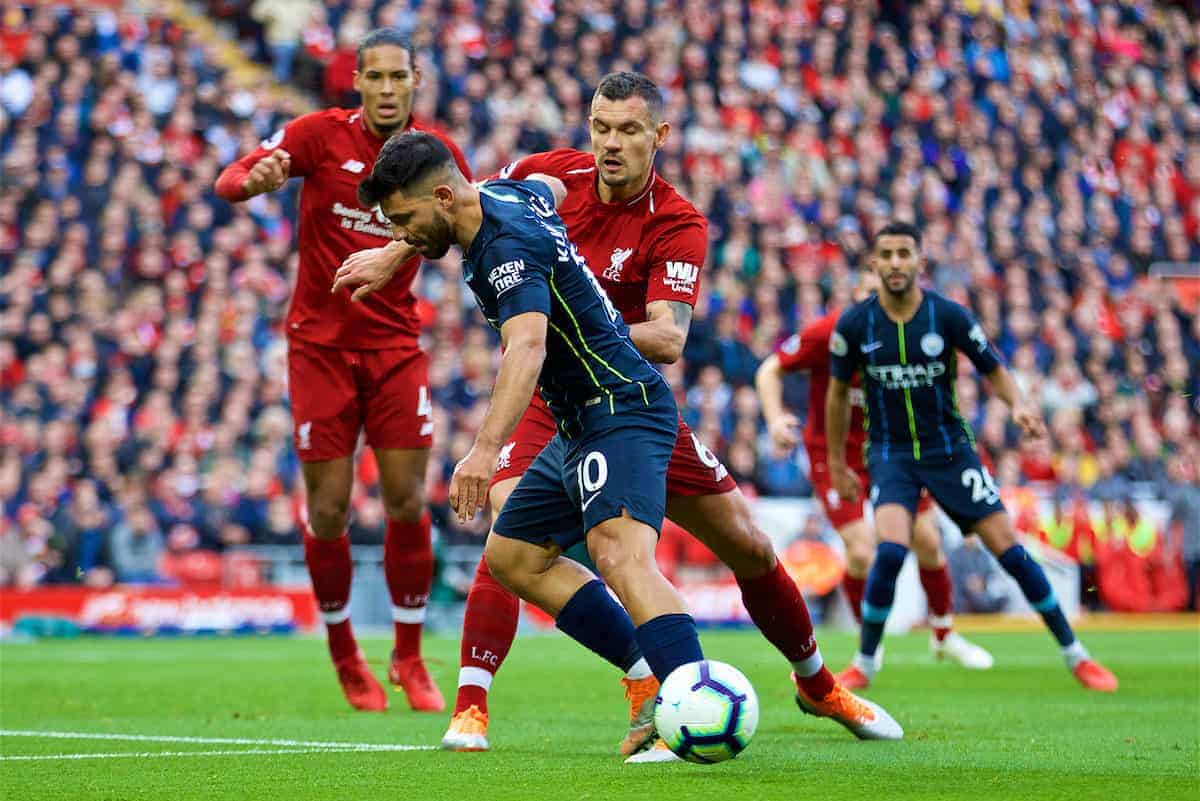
[809,450,933,529]
[491,399,737,497]
[287,338,432,463]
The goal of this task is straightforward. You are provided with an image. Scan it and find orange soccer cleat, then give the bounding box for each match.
[1073,659,1119,692]
[440,705,490,752]
[793,674,903,740]
[334,651,388,712]
[389,652,446,712]
[619,674,661,756]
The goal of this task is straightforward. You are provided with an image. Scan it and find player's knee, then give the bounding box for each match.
[308,499,350,539]
[381,486,425,523]
[483,538,521,592]
[911,519,942,560]
[588,526,643,585]
[726,518,776,577]
[846,539,874,576]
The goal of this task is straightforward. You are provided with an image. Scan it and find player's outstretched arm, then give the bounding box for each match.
[628,300,692,364]
[825,377,862,502]
[449,312,548,523]
[331,240,419,302]
[755,354,800,450]
[986,365,1047,440]
[214,149,292,202]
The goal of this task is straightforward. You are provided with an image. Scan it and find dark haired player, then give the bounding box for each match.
[826,222,1117,692]
[756,267,994,689]
[215,30,470,713]
[343,74,902,761]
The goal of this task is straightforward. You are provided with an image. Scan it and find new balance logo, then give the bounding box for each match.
[663,261,698,293]
[340,159,365,174]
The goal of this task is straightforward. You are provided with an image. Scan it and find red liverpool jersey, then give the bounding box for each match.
[217,108,470,350]
[498,149,708,323]
[775,312,868,467]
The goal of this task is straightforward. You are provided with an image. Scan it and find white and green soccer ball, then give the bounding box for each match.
[654,660,759,764]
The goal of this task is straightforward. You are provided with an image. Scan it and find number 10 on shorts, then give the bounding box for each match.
[578,451,608,511]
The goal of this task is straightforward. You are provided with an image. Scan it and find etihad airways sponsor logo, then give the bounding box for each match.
[865,361,947,389]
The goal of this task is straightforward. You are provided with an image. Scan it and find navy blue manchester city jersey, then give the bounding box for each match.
[829,291,1002,462]
[462,179,668,435]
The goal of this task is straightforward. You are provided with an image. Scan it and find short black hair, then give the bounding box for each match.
[594,71,664,123]
[358,131,454,207]
[872,220,923,249]
[357,28,415,70]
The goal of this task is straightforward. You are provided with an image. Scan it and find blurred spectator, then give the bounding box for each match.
[1160,454,1200,610]
[108,505,166,584]
[1,1,1197,604]
[948,536,1009,614]
[250,0,317,82]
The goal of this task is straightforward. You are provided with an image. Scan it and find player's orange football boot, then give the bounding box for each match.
[834,663,871,690]
[334,651,388,712]
[793,674,903,740]
[389,652,446,712]
[1073,659,1118,692]
[619,675,660,756]
[440,705,489,751]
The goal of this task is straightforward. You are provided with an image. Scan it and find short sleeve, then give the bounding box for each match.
[946,301,1002,375]
[244,111,326,178]
[829,311,861,381]
[646,217,708,306]
[777,316,834,373]
[494,152,552,181]
[483,236,552,324]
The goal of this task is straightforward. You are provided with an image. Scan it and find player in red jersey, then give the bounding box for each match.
[756,269,994,689]
[336,71,901,757]
[214,30,471,713]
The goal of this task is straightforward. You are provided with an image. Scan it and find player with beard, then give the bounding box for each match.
[756,267,994,688]
[336,72,902,759]
[215,29,470,713]
[826,221,1117,693]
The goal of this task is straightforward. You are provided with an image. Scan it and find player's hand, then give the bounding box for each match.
[766,413,801,450]
[831,462,862,503]
[449,440,500,524]
[1012,400,1046,440]
[242,149,291,196]
[332,243,407,302]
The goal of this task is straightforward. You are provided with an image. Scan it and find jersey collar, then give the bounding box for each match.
[355,108,415,142]
[592,169,657,210]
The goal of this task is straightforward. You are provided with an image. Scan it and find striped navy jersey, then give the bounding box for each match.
[829,291,1002,462]
[462,179,668,436]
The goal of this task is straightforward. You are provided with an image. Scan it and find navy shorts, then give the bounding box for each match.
[868,446,1006,533]
[493,395,678,551]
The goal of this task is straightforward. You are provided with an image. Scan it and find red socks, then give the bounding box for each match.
[454,558,520,714]
[919,564,954,642]
[384,514,434,659]
[303,532,357,662]
[842,574,866,623]
[736,561,835,699]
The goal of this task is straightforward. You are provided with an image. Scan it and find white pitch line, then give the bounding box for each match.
[0,748,372,762]
[0,730,435,752]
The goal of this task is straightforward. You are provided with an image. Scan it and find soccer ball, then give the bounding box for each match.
[654,660,759,764]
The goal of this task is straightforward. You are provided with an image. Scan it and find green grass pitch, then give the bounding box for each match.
[1,627,1197,801]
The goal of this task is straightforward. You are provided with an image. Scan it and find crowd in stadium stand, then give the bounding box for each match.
[1,2,1198,609]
